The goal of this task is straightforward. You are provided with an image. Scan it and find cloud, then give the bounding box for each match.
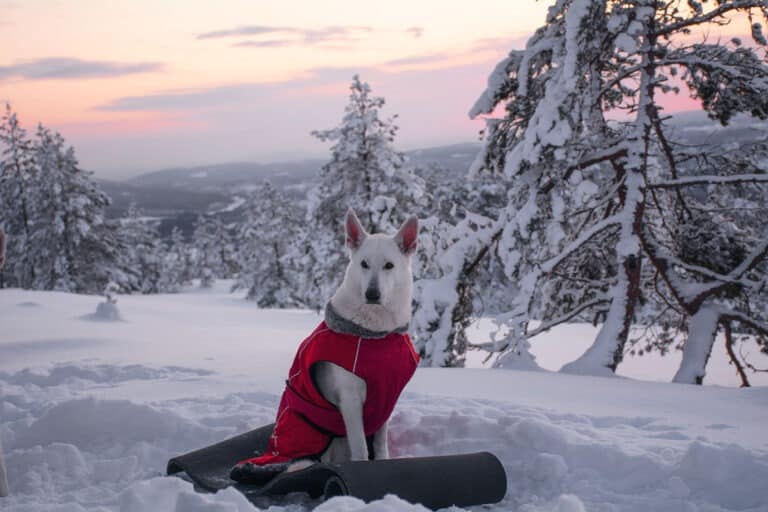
[384,53,452,67]
[233,39,296,48]
[196,25,291,40]
[197,25,372,48]
[97,83,267,111]
[0,58,164,80]
[95,67,359,112]
[406,26,424,38]
[94,67,384,112]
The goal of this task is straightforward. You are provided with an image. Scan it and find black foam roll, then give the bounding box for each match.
[321,452,507,509]
[167,423,274,491]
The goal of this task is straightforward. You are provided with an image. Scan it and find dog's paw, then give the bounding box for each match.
[287,459,315,472]
[229,461,288,485]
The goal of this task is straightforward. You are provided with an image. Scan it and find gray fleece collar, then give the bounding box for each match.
[324,302,409,339]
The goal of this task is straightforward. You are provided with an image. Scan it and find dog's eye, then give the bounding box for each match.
[361,260,369,269]
[383,262,394,270]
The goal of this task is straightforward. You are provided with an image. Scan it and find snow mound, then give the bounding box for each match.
[390,394,768,511]
[677,441,768,509]
[519,494,586,512]
[15,301,40,308]
[12,397,209,450]
[80,301,122,322]
[119,477,254,512]
[315,494,429,512]
[0,364,213,388]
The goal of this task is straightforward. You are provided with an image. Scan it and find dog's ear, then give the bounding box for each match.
[345,209,367,251]
[394,216,418,255]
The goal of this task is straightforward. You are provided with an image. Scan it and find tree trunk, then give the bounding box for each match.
[562,12,656,376]
[672,304,720,385]
[560,171,645,376]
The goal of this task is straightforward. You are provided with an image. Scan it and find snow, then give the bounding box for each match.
[213,196,246,214]
[615,33,637,53]
[2,285,768,512]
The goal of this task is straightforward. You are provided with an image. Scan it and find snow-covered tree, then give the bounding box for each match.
[118,205,164,293]
[29,125,115,292]
[0,103,38,288]
[1,106,126,294]
[233,181,304,307]
[410,164,515,367]
[304,76,424,308]
[467,0,768,381]
[412,212,498,367]
[157,227,192,293]
[191,214,238,288]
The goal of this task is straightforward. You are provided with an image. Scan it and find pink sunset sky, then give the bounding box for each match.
[0,1,748,178]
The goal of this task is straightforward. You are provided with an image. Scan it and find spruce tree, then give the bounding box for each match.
[158,226,192,293]
[119,205,164,293]
[1,106,124,294]
[29,125,113,292]
[192,214,237,288]
[304,75,423,307]
[0,104,37,288]
[234,181,303,307]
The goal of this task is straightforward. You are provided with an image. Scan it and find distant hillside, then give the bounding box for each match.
[100,143,481,235]
[124,142,481,195]
[127,159,322,196]
[99,113,767,237]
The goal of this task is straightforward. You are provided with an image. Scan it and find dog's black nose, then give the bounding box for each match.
[365,288,381,304]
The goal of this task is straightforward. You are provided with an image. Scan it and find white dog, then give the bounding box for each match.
[231,209,419,483]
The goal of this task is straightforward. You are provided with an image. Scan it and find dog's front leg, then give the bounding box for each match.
[337,392,368,461]
[314,362,369,461]
[372,420,389,460]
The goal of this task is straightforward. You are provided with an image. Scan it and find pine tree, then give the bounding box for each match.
[191,214,238,288]
[233,181,304,307]
[158,227,192,293]
[467,0,768,381]
[29,125,114,292]
[119,205,164,293]
[1,107,124,294]
[304,76,424,308]
[0,104,38,288]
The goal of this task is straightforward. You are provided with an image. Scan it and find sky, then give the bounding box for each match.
[0,1,753,178]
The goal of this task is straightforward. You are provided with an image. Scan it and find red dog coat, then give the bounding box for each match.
[239,321,419,466]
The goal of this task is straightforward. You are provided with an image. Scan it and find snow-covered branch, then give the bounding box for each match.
[719,309,768,337]
[540,214,623,274]
[648,174,768,188]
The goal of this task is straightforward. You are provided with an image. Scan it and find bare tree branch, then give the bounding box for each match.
[654,1,767,37]
[723,320,751,387]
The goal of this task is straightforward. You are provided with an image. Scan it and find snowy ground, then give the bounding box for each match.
[1,283,767,512]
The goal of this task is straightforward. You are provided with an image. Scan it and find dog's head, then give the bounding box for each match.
[333,209,418,331]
